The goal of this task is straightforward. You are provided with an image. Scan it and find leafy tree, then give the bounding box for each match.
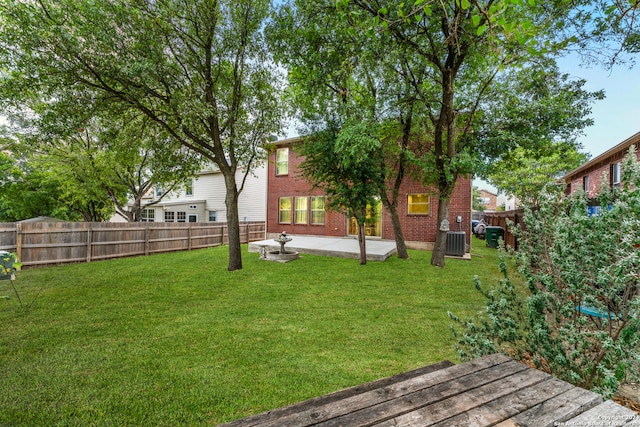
[472,187,486,212]
[0,149,86,221]
[332,0,601,267]
[488,143,588,207]
[450,147,640,398]
[0,0,285,271]
[568,1,640,66]
[268,0,426,260]
[300,123,383,265]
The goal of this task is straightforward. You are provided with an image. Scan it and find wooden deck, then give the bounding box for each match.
[219,353,640,427]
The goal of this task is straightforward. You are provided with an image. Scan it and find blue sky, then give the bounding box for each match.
[557,54,640,161]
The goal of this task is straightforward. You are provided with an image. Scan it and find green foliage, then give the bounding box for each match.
[488,143,588,207]
[0,0,285,270]
[300,123,383,263]
[0,252,29,307]
[472,186,487,212]
[451,147,640,398]
[0,150,85,221]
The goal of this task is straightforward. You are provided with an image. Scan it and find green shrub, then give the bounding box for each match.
[451,147,640,398]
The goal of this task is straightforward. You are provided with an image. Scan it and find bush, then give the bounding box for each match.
[451,147,640,398]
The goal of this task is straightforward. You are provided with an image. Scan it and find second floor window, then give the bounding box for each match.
[583,175,590,193]
[185,180,193,196]
[276,148,289,175]
[611,162,621,189]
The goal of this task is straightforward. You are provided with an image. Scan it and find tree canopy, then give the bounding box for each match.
[273,0,601,266]
[0,0,286,270]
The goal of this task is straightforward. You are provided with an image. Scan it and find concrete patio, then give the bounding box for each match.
[248,235,398,261]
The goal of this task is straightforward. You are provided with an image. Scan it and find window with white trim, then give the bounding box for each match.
[311,196,325,225]
[276,148,289,175]
[294,196,308,224]
[141,209,155,222]
[279,197,292,223]
[611,162,621,189]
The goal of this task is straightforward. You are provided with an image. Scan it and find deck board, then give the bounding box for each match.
[218,353,640,427]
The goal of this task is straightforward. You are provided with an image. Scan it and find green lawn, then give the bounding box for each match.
[1,238,503,426]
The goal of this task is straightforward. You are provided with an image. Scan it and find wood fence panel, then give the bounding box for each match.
[482,210,524,250]
[0,221,264,268]
[0,223,16,252]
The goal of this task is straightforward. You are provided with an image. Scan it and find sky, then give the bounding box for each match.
[475,53,640,194]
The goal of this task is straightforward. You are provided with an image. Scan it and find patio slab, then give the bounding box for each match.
[248,236,398,261]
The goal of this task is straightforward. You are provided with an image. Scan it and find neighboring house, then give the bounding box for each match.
[127,163,267,223]
[266,137,472,250]
[504,194,520,211]
[477,189,498,212]
[562,131,640,203]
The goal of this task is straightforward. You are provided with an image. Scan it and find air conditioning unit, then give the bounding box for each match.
[445,231,466,257]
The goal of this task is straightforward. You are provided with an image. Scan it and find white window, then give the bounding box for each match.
[295,197,308,224]
[311,196,325,225]
[164,211,175,222]
[141,209,155,222]
[209,211,217,222]
[279,197,292,223]
[583,175,590,193]
[611,162,621,189]
[276,148,289,175]
[185,180,193,196]
[177,212,186,222]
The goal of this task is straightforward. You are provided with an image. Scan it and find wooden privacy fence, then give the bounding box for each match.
[0,221,265,268]
[482,209,524,250]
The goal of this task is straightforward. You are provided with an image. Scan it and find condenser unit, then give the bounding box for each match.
[445,231,466,257]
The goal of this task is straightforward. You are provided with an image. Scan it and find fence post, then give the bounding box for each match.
[188,224,192,251]
[86,224,93,263]
[15,222,22,262]
[145,225,150,256]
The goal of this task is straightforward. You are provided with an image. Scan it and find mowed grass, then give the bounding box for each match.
[0,238,504,426]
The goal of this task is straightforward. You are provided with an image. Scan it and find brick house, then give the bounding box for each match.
[562,131,640,201]
[477,189,498,211]
[266,137,472,251]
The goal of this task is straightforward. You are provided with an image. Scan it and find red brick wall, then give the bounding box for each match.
[267,141,472,247]
[568,150,637,197]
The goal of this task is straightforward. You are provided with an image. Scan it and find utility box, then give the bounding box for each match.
[445,231,466,257]
[485,226,504,249]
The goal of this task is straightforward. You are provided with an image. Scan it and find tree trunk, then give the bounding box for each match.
[385,201,409,259]
[224,173,243,272]
[357,221,367,265]
[431,196,451,267]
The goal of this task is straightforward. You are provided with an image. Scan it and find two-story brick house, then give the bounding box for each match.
[266,137,472,251]
[562,131,640,201]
